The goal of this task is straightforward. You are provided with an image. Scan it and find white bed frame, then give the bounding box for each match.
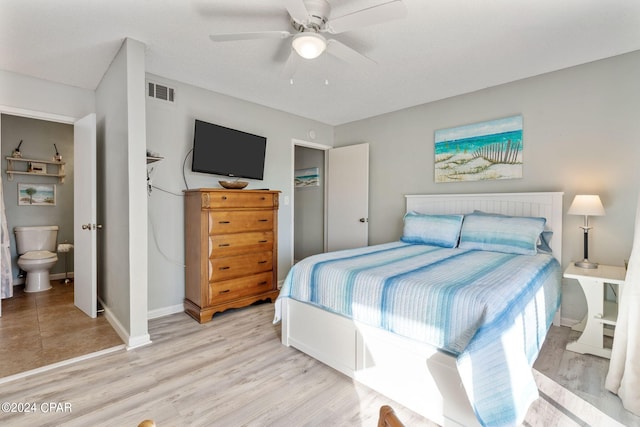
[281,192,564,426]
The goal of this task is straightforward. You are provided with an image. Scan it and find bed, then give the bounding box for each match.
[275,192,564,427]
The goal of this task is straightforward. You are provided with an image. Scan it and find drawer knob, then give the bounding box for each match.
[258,281,268,285]
[219,266,230,270]
[219,289,230,294]
[258,260,267,264]
[221,196,227,200]
[218,221,231,224]
[258,240,268,243]
[258,219,269,222]
[218,243,230,247]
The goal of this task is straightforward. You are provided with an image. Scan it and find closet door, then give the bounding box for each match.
[327,143,369,251]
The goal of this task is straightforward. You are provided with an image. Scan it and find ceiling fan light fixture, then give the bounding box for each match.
[292,32,327,59]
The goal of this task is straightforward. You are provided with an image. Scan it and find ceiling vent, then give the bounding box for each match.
[148,82,175,103]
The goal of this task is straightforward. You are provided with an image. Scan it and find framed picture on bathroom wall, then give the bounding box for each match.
[18,183,56,206]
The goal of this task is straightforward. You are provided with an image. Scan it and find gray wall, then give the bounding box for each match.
[294,146,325,261]
[1,114,74,279]
[0,69,95,120]
[95,38,149,344]
[2,46,638,327]
[144,74,334,314]
[1,43,149,345]
[335,50,640,323]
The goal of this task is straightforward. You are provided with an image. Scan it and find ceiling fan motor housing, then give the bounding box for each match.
[297,0,330,30]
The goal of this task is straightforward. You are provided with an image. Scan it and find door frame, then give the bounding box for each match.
[290,138,331,269]
[0,105,80,315]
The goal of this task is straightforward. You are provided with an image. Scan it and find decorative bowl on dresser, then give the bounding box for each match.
[184,188,280,323]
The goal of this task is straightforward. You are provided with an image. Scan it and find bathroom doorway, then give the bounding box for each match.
[1,114,75,286]
[0,111,123,379]
[293,144,326,263]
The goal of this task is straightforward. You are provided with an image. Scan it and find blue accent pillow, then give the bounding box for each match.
[401,212,464,248]
[538,231,553,253]
[471,210,553,254]
[459,213,546,255]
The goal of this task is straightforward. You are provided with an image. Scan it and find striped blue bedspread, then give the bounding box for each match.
[275,241,561,427]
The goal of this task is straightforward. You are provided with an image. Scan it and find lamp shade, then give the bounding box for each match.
[568,195,605,216]
[292,33,326,59]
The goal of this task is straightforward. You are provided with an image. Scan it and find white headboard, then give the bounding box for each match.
[405,192,564,263]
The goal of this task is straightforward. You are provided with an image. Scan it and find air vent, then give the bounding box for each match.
[148,82,175,103]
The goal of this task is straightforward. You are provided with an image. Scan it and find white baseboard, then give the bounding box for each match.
[147,303,184,319]
[100,298,152,350]
[560,316,581,328]
[12,272,75,286]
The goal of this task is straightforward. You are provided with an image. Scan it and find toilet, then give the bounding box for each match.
[14,225,59,293]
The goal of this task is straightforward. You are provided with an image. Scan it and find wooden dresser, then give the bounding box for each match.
[184,188,280,323]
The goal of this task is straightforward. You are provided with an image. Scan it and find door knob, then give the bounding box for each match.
[359,218,368,223]
[82,223,103,230]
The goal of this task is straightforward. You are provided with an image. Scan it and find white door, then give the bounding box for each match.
[74,114,97,318]
[327,143,369,251]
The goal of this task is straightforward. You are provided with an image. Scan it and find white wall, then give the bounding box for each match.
[0,70,95,120]
[334,50,640,324]
[145,74,334,314]
[95,38,149,347]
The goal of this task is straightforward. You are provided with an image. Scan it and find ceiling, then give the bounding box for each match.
[1,0,639,126]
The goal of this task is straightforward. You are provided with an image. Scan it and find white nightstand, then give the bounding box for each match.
[564,263,626,358]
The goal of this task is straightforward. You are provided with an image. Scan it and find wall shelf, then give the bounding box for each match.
[5,156,66,183]
[146,156,163,164]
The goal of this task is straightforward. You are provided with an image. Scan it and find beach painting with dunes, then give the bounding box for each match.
[295,167,320,187]
[435,115,523,183]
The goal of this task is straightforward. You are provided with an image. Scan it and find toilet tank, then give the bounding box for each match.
[14,225,59,254]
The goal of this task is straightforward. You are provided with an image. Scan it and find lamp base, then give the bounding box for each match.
[575,259,598,269]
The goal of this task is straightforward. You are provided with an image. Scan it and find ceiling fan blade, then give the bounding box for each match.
[281,50,300,80]
[284,0,310,24]
[325,39,376,67]
[209,31,292,42]
[326,0,407,34]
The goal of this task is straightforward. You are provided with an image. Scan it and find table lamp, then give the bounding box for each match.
[568,195,605,269]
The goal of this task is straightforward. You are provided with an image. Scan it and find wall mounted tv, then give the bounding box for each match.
[191,119,267,180]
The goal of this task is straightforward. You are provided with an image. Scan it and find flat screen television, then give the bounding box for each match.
[191,119,267,180]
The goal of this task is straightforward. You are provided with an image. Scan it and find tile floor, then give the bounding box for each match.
[0,280,124,378]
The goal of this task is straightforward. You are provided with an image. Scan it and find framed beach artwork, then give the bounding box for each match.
[18,183,56,206]
[295,167,320,188]
[434,115,523,183]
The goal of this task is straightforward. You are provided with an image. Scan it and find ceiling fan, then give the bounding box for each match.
[208,0,407,69]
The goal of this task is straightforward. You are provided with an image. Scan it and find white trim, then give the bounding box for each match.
[101,299,152,350]
[147,303,183,319]
[0,345,125,385]
[290,138,332,270]
[0,104,78,123]
[127,333,152,350]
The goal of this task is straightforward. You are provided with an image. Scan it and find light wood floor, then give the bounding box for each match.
[0,281,124,378]
[0,301,638,426]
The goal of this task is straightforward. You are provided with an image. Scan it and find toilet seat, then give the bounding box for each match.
[20,250,57,261]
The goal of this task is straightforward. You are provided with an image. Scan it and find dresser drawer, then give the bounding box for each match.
[209,231,273,258]
[209,251,273,282]
[209,211,274,234]
[202,191,276,209]
[209,272,274,304]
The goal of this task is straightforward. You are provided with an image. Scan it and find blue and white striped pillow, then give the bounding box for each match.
[401,212,464,248]
[459,213,546,255]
